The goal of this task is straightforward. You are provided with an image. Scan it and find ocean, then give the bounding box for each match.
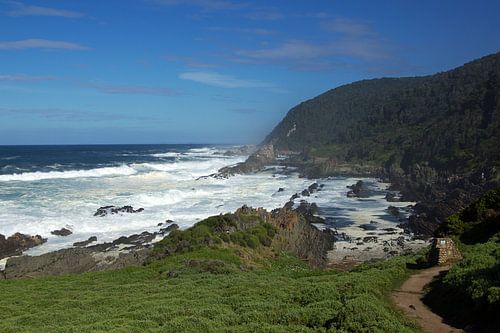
[0,144,412,256]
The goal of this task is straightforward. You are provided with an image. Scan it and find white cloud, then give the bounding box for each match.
[5,1,84,18]
[88,83,180,96]
[0,74,57,81]
[179,71,275,89]
[0,39,88,50]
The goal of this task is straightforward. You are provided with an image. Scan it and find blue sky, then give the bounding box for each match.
[0,0,499,144]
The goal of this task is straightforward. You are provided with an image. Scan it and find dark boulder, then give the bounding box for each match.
[308,183,319,193]
[277,187,285,192]
[51,228,73,237]
[346,180,369,198]
[301,189,310,197]
[94,205,144,217]
[387,206,400,216]
[385,192,400,202]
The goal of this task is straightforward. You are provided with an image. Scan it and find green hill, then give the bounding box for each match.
[265,52,500,176]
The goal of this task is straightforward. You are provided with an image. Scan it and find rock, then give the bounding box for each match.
[283,201,294,210]
[290,193,300,201]
[301,189,310,197]
[94,205,144,217]
[73,236,97,247]
[346,180,369,198]
[50,228,73,237]
[165,219,174,224]
[112,231,156,246]
[308,183,319,193]
[0,233,47,260]
[385,192,400,202]
[387,206,400,216]
[160,224,179,234]
[359,224,377,231]
[363,236,378,243]
[4,243,151,279]
[294,201,323,224]
[216,144,275,177]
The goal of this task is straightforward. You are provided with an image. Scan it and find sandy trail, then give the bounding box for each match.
[392,265,462,333]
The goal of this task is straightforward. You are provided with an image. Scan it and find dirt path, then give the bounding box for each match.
[392,265,462,333]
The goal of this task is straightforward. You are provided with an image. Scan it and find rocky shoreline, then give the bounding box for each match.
[0,146,433,278]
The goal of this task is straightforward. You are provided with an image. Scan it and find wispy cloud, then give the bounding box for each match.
[4,1,84,18]
[231,107,259,114]
[164,54,221,69]
[0,39,88,50]
[234,17,391,71]
[87,82,180,96]
[208,26,277,36]
[0,107,156,122]
[245,10,284,21]
[0,74,58,81]
[151,0,248,11]
[179,71,275,89]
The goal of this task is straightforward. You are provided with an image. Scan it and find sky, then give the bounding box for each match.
[0,0,499,145]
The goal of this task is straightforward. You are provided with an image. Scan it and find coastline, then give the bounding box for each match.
[1,159,427,278]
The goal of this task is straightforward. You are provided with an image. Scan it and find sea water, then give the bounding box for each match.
[0,144,412,256]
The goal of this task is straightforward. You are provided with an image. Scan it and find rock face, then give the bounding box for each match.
[51,228,73,236]
[94,205,144,217]
[0,233,47,260]
[216,144,275,177]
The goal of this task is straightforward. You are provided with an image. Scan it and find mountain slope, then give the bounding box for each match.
[265,52,500,176]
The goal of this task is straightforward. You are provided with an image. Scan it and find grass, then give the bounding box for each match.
[0,246,421,333]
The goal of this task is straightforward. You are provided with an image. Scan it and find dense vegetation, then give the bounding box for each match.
[152,212,276,259]
[424,187,500,332]
[437,186,500,243]
[0,212,423,333]
[265,52,500,176]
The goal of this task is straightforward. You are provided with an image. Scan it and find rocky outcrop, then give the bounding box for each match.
[233,205,334,268]
[73,236,97,247]
[216,144,275,177]
[94,205,144,217]
[0,233,47,260]
[346,180,369,198]
[51,228,72,236]
[4,244,151,279]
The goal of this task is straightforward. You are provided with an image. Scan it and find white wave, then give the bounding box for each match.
[0,165,137,182]
[151,152,182,158]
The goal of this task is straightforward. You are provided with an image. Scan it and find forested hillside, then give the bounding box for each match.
[265,53,500,176]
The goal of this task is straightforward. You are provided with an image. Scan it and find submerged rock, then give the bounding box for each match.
[94,205,144,217]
